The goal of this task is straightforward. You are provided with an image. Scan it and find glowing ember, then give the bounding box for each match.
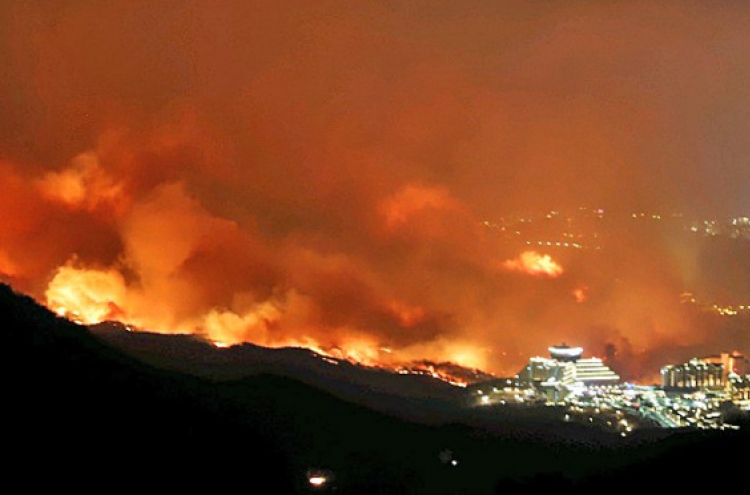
[573,286,588,303]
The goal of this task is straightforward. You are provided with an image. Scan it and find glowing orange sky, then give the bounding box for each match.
[2,1,750,381]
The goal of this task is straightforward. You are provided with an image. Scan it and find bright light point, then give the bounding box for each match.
[308,476,327,487]
[451,460,458,466]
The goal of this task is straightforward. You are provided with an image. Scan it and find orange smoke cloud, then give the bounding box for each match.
[35,151,125,214]
[573,286,588,303]
[388,300,427,328]
[379,184,459,231]
[0,250,19,279]
[501,251,564,277]
[2,1,749,382]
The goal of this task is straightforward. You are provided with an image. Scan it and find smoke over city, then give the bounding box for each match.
[2,1,750,381]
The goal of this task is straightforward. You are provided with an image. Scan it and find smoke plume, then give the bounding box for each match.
[2,1,750,380]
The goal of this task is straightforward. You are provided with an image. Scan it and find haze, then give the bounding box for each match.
[2,1,750,381]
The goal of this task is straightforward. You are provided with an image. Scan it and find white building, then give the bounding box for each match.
[516,345,620,401]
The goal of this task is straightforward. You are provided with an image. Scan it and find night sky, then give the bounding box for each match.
[2,1,750,381]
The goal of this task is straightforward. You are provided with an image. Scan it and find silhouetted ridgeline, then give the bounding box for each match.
[1,282,747,494]
[0,282,300,491]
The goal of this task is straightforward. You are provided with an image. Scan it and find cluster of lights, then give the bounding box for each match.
[686,216,750,239]
[484,209,750,253]
[631,213,664,220]
[525,240,587,249]
[707,304,750,317]
[682,298,750,317]
[470,374,749,432]
[680,293,750,317]
[474,384,544,407]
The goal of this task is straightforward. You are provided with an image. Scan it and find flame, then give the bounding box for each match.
[396,363,474,388]
[573,286,588,303]
[45,263,129,325]
[42,261,483,386]
[323,338,384,367]
[501,250,563,277]
[201,302,282,347]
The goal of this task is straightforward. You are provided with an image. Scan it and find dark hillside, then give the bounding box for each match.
[0,283,296,492]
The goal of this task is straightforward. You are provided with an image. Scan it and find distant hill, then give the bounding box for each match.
[2,282,748,494]
[88,320,468,425]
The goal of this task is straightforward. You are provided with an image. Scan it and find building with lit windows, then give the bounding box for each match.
[728,373,750,403]
[661,358,723,389]
[661,352,747,391]
[515,345,620,401]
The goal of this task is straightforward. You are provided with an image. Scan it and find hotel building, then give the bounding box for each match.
[515,344,620,402]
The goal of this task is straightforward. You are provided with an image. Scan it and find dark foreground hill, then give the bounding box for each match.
[88,320,469,426]
[1,282,748,494]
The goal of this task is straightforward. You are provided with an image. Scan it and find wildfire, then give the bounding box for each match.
[501,250,563,277]
[42,262,486,387]
[45,263,129,325]
[397,365,470,387]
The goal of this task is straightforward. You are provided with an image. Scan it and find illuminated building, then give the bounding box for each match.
[660,352,748,391]
[728,373,750,403]
[515,344,620,401]
[702,352,746,383]
[569,357,621,384]
[661,357,725,389]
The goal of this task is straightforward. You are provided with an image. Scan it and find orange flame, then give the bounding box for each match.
[42,262,485,386]
[45,263,129,325]
[501,251,563,277]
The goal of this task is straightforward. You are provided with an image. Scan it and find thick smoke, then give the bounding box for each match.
[2,1,750,379]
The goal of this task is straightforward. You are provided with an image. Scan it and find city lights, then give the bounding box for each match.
[466,345,749,432]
